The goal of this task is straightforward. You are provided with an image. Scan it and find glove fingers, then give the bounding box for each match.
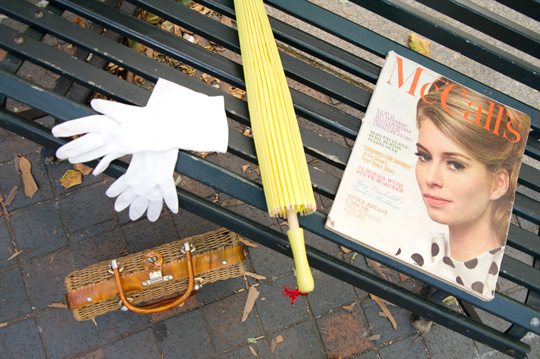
[129,196,149,221]
[114,187,137,212]
[51,115,110,137]
[56,133,106,160]
[106,175,129,198]
[93,153,122,175]
[91,99,143,121]
[146,199,163,222]
[160,181,179,214]
[67,147,112,167]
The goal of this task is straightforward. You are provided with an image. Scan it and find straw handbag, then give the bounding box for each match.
[65,228,246,321]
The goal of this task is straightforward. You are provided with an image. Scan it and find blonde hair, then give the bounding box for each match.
[416,77,530,243]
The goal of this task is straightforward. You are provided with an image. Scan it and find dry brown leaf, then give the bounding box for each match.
[341,246,352,254]
[242,286,260,322]
[241,164,250,173]
[230,87,247,100]
[370,294,397,330]
[7,249,22,261]
[221,199,244,207]
[270,339,277,353]
[239,238,258,248]
[249,345,258,356]
[367,258,389,281]
[48,302,67,309]
[409,33,430,57]
[368,334,381,341]
[0,322,7,328]
[275,335,283,343]
[74,15,87,28]
[244,272,266,280]
[74,163,93,176]
[5,186,18,206]
[18,157,38,198]
[60,170,83,189]
[342,303,355,311]
[192,4,211,15]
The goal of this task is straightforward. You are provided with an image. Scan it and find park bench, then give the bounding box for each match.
[0,0,538,357]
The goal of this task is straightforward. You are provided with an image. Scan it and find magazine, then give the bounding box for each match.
[326,51,531,301]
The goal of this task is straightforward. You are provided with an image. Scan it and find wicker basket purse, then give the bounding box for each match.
[65,228,246,321]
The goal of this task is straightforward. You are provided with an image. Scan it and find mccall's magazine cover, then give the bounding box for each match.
[326,51,531,300]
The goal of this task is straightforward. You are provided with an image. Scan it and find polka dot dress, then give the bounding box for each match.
[395,233,503,299]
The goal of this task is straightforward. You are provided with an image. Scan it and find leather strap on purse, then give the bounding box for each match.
[66,243,245,310]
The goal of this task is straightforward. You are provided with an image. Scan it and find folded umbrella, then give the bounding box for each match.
[235,0,316,293]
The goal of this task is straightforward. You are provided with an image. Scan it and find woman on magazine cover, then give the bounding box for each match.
[396,77,530,298]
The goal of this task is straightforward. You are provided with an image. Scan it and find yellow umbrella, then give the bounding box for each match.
[234,0,316,293]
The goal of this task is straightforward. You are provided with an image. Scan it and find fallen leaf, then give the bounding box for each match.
[221,198,244,207]
[0,322,7,328]
[270,339,277,353]
[18,157,38,197]
[409,33,430,57]
[341,246,351,254]
[241,164,250,173]
[398,273,411,283]
[160,20,175,33]
[7,249,22,261]
[239,238,258,248]
[247,335,264,344]
[74,163,93,175]
[242,286,260,322]
[443,295,458,306]
[342,303,355,311]
[74,15,87,28]
[192,4,211,15]
[248,345,258,356]
[370,294,397,330]
[231,87,247,100]
[5,186,18,206]
[143,12,161,24]
[244,272,266,280]
[59,170,83,189]
[275,335,283,343]
[367,258,389,281]
[48,302,67,309]
[368,334,381,341]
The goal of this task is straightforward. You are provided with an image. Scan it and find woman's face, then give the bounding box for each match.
[415,118,500,229]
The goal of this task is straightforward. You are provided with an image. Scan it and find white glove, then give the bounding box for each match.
[52,78,228,222]
[52,81,228,175]
[106,149,179,222]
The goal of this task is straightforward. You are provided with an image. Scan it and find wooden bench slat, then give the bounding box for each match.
[415,0,540,59]
[500,256,540,293]
[348,0,540,91]
[494,0,540,22]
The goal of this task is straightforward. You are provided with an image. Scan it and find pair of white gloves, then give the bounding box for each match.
[52,78,228,222]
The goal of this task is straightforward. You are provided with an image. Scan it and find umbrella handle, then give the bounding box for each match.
[287,210,315,293]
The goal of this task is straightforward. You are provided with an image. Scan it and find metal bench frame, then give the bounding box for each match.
[0,0,538,357]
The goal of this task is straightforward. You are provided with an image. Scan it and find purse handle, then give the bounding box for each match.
[110,242,195,314]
